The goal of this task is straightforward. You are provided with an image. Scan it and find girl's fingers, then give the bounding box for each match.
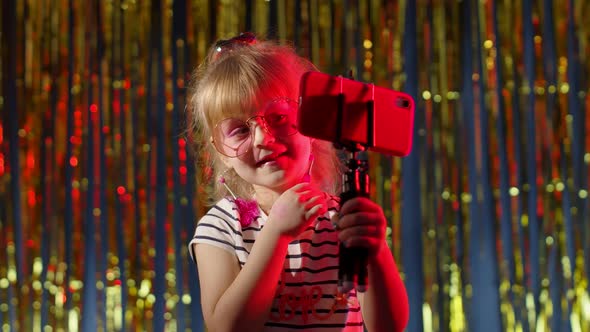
[333,201,388,256]
[339,197,380,215]
[336,212,384,229]
[297,190,314,202]
[291,182,309,191]
[305,204,326,221]
[304,195,324,208]
[296,186,323,202]
[342,237,384,251]
[338,226,386,256]
[337,225,383,243]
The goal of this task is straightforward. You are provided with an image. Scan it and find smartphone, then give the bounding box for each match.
[297,71,415,156]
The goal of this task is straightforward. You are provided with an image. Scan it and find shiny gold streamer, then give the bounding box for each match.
[1,1,589,331]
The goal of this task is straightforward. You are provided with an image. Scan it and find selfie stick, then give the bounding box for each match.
[335,75,374,294]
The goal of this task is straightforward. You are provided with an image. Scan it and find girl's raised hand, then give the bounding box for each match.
[333,197,387,258]
[267,183,327,240]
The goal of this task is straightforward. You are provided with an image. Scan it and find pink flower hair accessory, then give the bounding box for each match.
[233,198,259,227]
[218,173,258,227]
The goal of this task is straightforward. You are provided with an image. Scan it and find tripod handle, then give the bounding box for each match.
[337,155,370,293]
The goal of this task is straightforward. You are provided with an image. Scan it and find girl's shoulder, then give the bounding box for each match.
[201,197,262,229]
[213,196,239,213]
[189,197,243,263]
[198,197,241,225]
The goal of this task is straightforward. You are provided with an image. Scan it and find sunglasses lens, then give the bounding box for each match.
[262,98,298,137]
[213,118,252,157]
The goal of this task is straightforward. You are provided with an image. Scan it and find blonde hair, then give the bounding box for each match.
[187,36,342,204]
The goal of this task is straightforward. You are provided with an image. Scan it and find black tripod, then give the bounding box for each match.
[334,77,375,293]
[337,148,371,293]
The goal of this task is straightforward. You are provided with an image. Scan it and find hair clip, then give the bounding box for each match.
[212,32,257,61]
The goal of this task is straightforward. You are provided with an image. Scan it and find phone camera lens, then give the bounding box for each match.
[396,97,410,108]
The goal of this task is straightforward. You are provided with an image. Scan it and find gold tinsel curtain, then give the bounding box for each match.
[1,0,589,331]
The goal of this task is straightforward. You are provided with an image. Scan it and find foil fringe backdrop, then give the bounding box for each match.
[1,0,589,331]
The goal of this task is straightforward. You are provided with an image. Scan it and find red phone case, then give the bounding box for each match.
[298,71,415,156]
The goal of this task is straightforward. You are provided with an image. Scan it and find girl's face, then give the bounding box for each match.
[216,97,312,194]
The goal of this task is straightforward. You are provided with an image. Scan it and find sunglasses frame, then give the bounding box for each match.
[210,97,299,158]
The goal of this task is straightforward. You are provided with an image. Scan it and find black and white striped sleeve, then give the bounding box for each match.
[188,198,241,263]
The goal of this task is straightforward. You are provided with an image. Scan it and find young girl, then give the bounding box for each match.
[187,33,409,332]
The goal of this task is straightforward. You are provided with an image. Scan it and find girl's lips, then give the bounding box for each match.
[256,152,286,167]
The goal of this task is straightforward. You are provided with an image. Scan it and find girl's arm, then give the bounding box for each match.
[195,183,327,332]
[335,197,410,331]
[357,245,409,332]
[194,224,291,332]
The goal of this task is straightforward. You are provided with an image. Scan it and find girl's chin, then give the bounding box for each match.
[256,172,304,191]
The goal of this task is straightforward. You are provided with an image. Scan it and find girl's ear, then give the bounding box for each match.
[210,136,233,168]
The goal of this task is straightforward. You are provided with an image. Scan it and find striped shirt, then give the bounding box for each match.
[189,196,364,331]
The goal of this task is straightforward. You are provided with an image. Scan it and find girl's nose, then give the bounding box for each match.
[251,121,275,147]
